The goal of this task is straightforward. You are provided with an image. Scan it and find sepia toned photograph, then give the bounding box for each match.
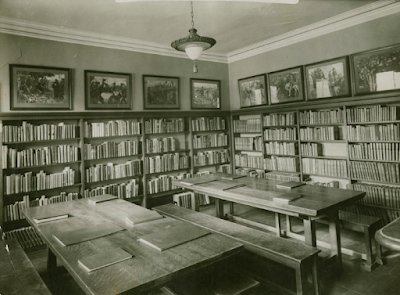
[190,78,220,109]
[268,66,304,104]
[143,75,180,109]
[305,56,351,100]
[85,70,132,110]
[10,64,72,110]
[238,74,267,108]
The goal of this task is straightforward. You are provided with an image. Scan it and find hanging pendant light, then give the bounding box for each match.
[171,1,216,73]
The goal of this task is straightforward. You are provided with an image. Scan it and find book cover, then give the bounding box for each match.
[137,223,210,251]
[88,194,118,204]
[220,174,246,181]
[78,247,133,272]
[32,211,69,224]
[276,181,305,190]
[273,193,302,204]
[126,210,163,225]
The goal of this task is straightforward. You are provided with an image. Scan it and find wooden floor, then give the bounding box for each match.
[26,203,400,295]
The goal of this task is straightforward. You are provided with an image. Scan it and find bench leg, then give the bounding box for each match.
[311,255,320,295]
[328,212,342,272]
[215,199,224,219]
[47,248,57,285]
[190,192,200,212]
[295,260,319,295]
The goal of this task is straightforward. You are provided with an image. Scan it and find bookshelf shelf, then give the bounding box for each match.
[147,188,183,199]
[265,154,299,157]
[267,169,300,174]
[84,134,141,140]
[86,175,142,186]
[299,123,345,127]
[235,149,263,153]
[234,131,261,135]
[3,161,81,172]
[85,154,142,163]
[146,168,190,176]
[302,155,347,160]
[347,120,400,125]
[192,130,227,134]
[264,140,298,143]
[351,179,400,186]
[349,158,400,163]
[4,184,82,198]
[146,131,190,136]
[300,140,347,143]
[348,140,400,143]
[356,202,400,211]
[303,173,349,180]
[263,125,297,129]
[4,138,80,145]
[145,149,190,156]
[3,219,30,231]
[236,165,265,170]
[194,162,230,168]
[193,145,228,151]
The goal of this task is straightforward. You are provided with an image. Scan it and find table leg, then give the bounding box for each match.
[303,218,317,247]
[286,215,292,234]
[47,248,57,285]
[190,192,200,212]
[275,213,282,237]
[328,211,342,272]
[215,199,224,219]
[229,202,234,215]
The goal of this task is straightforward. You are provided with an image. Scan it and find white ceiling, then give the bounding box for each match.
[0,0,380,55]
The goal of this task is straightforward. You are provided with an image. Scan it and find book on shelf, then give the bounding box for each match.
[137,223,210,251]
[78,247,133,272]
[53,223,123,246]
[273,193,303,204]
[125,210,163,226]
[88,194,118,205]
[276,181,305,190]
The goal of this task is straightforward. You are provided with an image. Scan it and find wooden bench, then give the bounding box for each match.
[0,238,52,295]
[154,204,321,295]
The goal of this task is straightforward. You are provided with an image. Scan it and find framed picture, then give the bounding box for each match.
[268,66,304,104]
[190,78,220,109]
[238,74,267,108]
[351,44,400,95]
[143,75,180,109]
[10,64,72,110]
[305,56,351,100]
[84,70,132,110]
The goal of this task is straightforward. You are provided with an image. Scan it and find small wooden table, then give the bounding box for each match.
[375,217,400,252]
[24,198,243,295]
[173,174,365,270]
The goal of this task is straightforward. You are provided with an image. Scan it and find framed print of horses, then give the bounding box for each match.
[268,66,304,105]
[85,70,132,110]
[351,44,400,95]
[10,64,72,110]
[238,74,267,108]
[190,78,220,109]
[143,75,180,109]
[305,56,351,100]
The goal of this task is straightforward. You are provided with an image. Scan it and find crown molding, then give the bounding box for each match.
[0,16,228,64]
[227,0,400,63]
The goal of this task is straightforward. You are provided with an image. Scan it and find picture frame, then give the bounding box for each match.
[190,78,221,109]
[143,75,180,109]
[305,56,351,100]
[84,70,132,110]
[10,64,72,110]
[268,66,304,104]
[238,74,267,108]
[351,44,400,96]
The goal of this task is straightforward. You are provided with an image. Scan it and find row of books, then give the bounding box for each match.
[193,150,230,167]
[235,167,265,178]
[4,167,76,195]
[263,113,296,127]
[348,182,400,209]
[234,136,262,151]
[299,108,344,125]
[146,137,177,154]
[85,160,142,183]
[144,118,185,134]
[83,179,139,199]
[300,126,340,141]
[84,140,140,160]
[192,134,228,149]
[302,158,347,177]
[346,105,400,123]
[300,143,322,157]
[3,122,78,143]
[346,124,400,141]
[305,180,340,188]
[265,171,301,182]
[217,164,232,174]
[349,143,400,161]
[84,120,141,138]
[265,142,296,155]
[233,119,261,133]
[3,192,79,222]
[173,192,211,209]
[350,161,400,183]
[264,128,297,141]
[235,154,264,169]
[4,227,44,249]
[2,145,79,169]
[345,205,399,225]
[264,156,298,172]
[146,154,189,174]
[191,117,226,132]
[147,173,190,195]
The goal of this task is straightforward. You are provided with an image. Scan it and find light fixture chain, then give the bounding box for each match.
[190,1,195,29]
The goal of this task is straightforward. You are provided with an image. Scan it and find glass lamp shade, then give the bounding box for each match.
[171,28,216,60]
[185,44,204,60]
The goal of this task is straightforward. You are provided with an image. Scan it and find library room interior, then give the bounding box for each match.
[1,0,400,294]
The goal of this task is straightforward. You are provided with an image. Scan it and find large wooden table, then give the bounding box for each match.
[173,174,366,270]
[375,217,400,252]
[23,198,243,295]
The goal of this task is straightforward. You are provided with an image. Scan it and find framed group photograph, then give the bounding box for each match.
[351,44,400,95]
[10,64,72,110]
[238,74,267,108]
[268,66,304,104]
[190,78,220,109]
[143,75,180,109]
[85,70,132,110]
[305,56,351,100]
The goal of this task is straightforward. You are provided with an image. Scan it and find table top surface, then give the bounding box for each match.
[174,174,365,217]
[375,217,400,251]
[23,198,243,295]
